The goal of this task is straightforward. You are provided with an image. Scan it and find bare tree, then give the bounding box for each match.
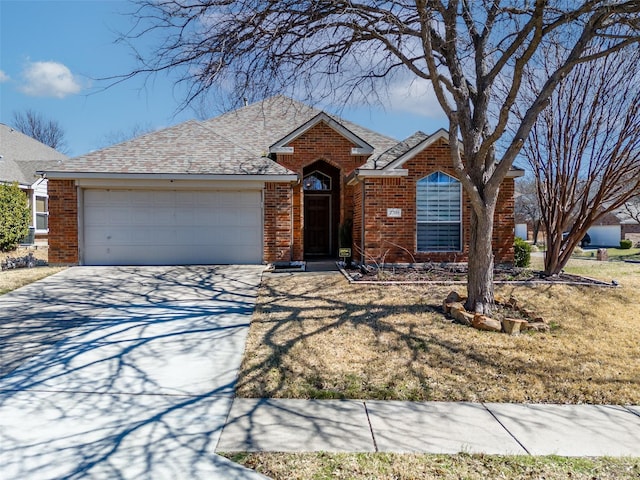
[515,178,542,245]
[98,123,155,148]
[521,48,640,275]
[12,110,68,153]
[624,196,640,224]
[121,1,640,313]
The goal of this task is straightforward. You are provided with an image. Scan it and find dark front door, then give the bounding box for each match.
[304,194,331,256]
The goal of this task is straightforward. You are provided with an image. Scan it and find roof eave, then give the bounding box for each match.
[40,171,299,183]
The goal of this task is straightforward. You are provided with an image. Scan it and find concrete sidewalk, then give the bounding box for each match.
[217,399,640,457]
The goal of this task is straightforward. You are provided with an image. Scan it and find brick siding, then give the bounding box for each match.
[353,138,516,264]
[276,121,369,260]
[48,179,78,265]
[263,182,293,262]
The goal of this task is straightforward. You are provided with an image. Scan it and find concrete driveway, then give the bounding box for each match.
[0,265,269,480]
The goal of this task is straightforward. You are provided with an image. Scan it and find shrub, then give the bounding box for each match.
[514,237,532,268]
[620,239,633,249]
[0,182,30,252]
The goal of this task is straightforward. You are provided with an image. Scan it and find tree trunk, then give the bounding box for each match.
[465,204,496,315]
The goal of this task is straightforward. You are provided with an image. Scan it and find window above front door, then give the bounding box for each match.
[303,171,332,191]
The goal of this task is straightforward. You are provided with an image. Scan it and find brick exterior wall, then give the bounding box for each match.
[263,182,293,262]
[276,121,369,260]
[353,138,516,265]
[47,123,517,266]
[48,179,78,265]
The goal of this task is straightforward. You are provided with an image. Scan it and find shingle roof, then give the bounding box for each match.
[203,95,398,158]
[51,120,294,176]
[0,123,67,185]
[360,131,430,169]
[48,96,399,177]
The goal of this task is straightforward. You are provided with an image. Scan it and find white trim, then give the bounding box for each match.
[353,169,409,178]
[73,178,289,190]
[269,112,374,156]
[270,147,294,154]
[506,168,525,178]
[42,172,298,182]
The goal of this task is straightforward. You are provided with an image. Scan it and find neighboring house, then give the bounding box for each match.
[0,123,67,241]
[587,206,640,247]
[42,96,523,266]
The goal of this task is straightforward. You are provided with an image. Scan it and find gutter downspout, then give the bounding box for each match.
[361,179,365,265]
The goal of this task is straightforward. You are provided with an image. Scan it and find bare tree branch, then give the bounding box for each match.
[11,110,69,153]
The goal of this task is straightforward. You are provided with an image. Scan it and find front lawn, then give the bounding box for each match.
[225,453,640,480]
[0,246,64,295]
[573,247,640,261]
[237,258,640,404]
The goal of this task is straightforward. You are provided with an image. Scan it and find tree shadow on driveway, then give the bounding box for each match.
[0,265,266,479]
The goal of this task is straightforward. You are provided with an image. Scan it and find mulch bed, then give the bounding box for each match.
[341,263,614,286]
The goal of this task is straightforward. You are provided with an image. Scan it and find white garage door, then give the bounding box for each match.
[83,189,263,265]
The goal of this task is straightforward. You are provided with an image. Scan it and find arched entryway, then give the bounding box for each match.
[303,160,340,258]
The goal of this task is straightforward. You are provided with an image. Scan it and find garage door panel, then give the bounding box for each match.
[83,189,263,265]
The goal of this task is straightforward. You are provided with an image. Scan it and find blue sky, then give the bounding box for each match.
[0,0,448,157]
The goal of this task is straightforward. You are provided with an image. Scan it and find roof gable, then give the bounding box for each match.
[269,112,374,155]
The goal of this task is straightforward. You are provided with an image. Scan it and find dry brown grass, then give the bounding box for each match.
[224,453,640,480]
[237,258,640,404]
[0,246,64,294]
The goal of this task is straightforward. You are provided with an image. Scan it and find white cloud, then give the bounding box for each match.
[385,78,448,120]
[20,61,82,98]
[0,70,9,82]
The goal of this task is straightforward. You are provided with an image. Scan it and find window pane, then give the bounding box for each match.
[417,223,461,251]
[416,171,461,251]
[303,172,331,191]
[36,213,48,230]
[36,196,47,213]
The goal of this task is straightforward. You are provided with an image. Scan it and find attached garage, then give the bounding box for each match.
[82,189,263,265]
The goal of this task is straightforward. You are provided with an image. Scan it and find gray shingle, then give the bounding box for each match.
[0,123,67,185]
[51,120,294,176]
[361,131,430,169]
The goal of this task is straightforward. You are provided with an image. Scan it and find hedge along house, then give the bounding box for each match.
[42,96,523,266]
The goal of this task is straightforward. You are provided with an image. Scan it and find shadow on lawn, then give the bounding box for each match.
[235,274,639,404]
[0,265,262,479]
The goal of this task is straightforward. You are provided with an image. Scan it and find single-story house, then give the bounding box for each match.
[587,206,640,247]
[42,96,523,266]
[0,123,67,241]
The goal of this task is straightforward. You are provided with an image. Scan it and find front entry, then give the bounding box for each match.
[304,194,331,255]
[302,161,340,258]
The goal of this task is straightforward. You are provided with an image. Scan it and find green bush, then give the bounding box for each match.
[620,239,633,249]
[514,236,532,268]
[0,182,30,251]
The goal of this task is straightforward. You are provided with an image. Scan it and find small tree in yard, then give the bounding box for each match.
[520,47,640,276]
[0,183,30,252]
[121,1,640,314]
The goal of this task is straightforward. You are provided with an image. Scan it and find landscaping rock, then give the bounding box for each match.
[443,301,465,314]
[445,291,465,304]
[472,315,502,332]
[502,317,528,335]
[451,308,474,326]
[524,321,550,332]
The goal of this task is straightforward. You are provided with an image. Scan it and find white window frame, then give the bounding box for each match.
[34,194,49,233]
[416,171,462,252]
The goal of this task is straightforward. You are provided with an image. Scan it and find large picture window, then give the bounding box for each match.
[417,171,461,251]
